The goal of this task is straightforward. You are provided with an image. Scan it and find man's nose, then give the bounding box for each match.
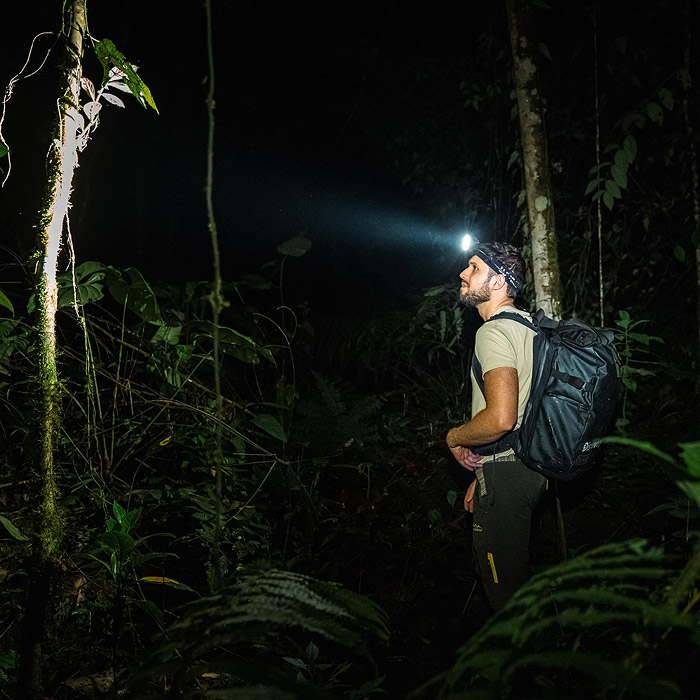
[459,269,469,281]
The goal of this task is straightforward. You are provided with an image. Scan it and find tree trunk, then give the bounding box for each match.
[18,2,86,697]
[506,0,562,319]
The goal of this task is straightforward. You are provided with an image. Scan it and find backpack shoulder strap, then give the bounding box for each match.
[471,310,537,391]
[484,310,538,333]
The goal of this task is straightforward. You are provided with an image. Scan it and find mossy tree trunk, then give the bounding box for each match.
[506,0,562,319]
[18,2,86,698]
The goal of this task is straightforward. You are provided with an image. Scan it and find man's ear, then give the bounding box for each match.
[490,273,507,291]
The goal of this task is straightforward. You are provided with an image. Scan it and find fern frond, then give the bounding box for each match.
[128,568,388,696]
[427,539,692,698]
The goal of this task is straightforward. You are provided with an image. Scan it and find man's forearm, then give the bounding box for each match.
[446,408,511,449]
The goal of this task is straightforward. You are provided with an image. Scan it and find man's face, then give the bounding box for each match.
[459,256,493,307]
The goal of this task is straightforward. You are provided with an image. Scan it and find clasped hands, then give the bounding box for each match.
[446,429,482,514]
[446,428,483,471]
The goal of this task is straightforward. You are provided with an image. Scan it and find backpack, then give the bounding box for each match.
[471,309,621,481]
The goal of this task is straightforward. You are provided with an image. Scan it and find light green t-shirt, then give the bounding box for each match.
[471,307,535,459]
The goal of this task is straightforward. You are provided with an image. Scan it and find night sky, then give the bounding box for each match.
[0,1,688,313]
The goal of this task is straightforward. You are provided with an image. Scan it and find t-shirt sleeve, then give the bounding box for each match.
[474,321,517,376]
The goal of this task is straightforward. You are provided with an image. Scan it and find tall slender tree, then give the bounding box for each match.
[18,3,86,697]
[506,0,562,319]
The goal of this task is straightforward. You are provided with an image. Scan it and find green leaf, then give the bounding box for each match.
[601,437,680,467]
[614,149,629,169]
[605,179,622,198]
[95,39,158,113]
[674,245,686,263]
[679,442,700,478]
[151,325,182,346]
[585,177,602,195]
[677,480,700,509]
[0,142,8,159]
[251,413,287,442]
[101,530,137,561]
[0,288,14,315]
[611,162,628,190]
[603,190,615,211]
[106,267,162,323]
[277,236,312,257]
[506,150,519,171]
[0,514,29,541]
[658,87,674,111]
[622,134,637,162]
[646,102,664,125]
[622,375,637,392]
[112,501,127,526]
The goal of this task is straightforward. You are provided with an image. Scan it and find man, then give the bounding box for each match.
[446,241,546,611]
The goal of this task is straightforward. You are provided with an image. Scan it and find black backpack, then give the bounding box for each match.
[472,309,621,481]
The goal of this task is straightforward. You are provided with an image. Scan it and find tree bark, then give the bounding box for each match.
[506,0,562,319]
[18,2,86,697]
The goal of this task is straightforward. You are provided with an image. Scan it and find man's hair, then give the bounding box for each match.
[475,241,525,298]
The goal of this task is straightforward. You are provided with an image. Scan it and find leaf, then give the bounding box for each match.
[628,332,651,345]
[622,134,637,162]
[0,289,13,315]
[611,162,628,189]
[601,437,680,467]
[585,177,602,195]
[677,480,700,509]
[277,235,312,257]
[679,442,700,478]
[83,100,102,120]
[658,87,674,111]
[112,501,128,526]
[106,266,162,323]
[622,375,637,392]
[140,576,195,592]
[101,530,137,561]
[674,245,686,263]
[80,76,96,100]
[101,92,126,108]
[94,39,159,113]
[0,514,29,541]
[615,36,628,55]
[603,190,615,211]
[151,325,182,346]
[0,142,8,159]
[646,102,664,125]
[605,179,622,198]
[506,150,519,171]
[251,413,287,442]
[305,641,319,662]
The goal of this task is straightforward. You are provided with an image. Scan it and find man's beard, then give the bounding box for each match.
[460,279,491,307]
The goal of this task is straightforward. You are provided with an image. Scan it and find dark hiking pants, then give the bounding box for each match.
[472,457,547,611]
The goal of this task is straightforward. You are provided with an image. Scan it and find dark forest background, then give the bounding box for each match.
[1,1,700,698]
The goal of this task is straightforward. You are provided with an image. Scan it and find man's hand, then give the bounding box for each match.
[464,480,476,513]
[448,445,483,471]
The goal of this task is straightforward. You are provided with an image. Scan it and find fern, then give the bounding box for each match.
[124,568,388,697]
[294,372,388,458]
[424,539,695,699]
